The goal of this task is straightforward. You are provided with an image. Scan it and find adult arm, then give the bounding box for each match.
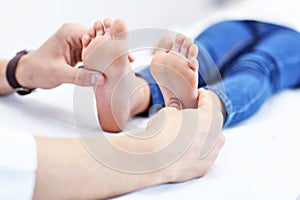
[33,89,225,199]
[0,23,104,95]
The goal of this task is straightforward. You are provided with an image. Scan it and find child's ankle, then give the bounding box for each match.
[129,77,151,116]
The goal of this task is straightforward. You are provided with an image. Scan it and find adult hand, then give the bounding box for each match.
[31,89,225,200]
[16,23,104,89]
[162,89,224,182]
[102,88,224,182]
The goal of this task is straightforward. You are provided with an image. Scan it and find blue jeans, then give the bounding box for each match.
[137,20,300,127]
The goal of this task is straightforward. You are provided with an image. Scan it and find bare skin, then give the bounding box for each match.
[151,34,226,122]
[0,21,225,199]
[0,23,103,95]
[82,19,225,132]
[33,89,225,200]
[150,33,199,109]
[82,19,150,132]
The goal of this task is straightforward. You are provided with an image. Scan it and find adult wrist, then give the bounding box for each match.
[15,52,35,89]
[6,50,36,95]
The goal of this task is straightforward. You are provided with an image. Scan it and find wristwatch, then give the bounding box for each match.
[6,50,35,95]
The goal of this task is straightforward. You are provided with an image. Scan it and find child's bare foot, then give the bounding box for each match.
[150,33,199,109]
[82,19,150,132]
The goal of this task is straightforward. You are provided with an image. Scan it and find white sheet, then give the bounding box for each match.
[1,85,300,200]
[1,0,300,199]
[0,128,37,200]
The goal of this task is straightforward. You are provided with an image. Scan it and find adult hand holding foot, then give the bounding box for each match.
[159,89,225,182]
[149,32,226,158]
[34,89,225,199]
[0,19,225,199]
[0,23,103,95]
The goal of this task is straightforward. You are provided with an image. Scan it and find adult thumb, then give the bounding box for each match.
[197,88,211,109]
[64,66,105,86]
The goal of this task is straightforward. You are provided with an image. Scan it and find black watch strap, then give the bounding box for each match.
[6,50,35,95]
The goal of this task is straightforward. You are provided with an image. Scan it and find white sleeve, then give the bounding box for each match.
[0,128,37,200]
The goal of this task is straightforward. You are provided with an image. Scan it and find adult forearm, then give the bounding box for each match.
[33,137,165,200]
[0,59,13,95]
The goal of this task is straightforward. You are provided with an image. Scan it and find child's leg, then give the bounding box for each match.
[82,19,151,132]
[137,21,277,111]
[209,27,300,126]
[140,20,280,111]
[141,20,300,128]
[194,20,283,86]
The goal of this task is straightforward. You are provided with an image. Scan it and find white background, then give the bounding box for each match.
[0,0,235,57]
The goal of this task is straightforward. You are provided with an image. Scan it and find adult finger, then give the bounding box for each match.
[59,23,89,46]
[62,65,105,86]
[197,88,213,111]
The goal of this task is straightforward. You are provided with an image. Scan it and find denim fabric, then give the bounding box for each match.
[135,67,165,115]
[136,20,300,126]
